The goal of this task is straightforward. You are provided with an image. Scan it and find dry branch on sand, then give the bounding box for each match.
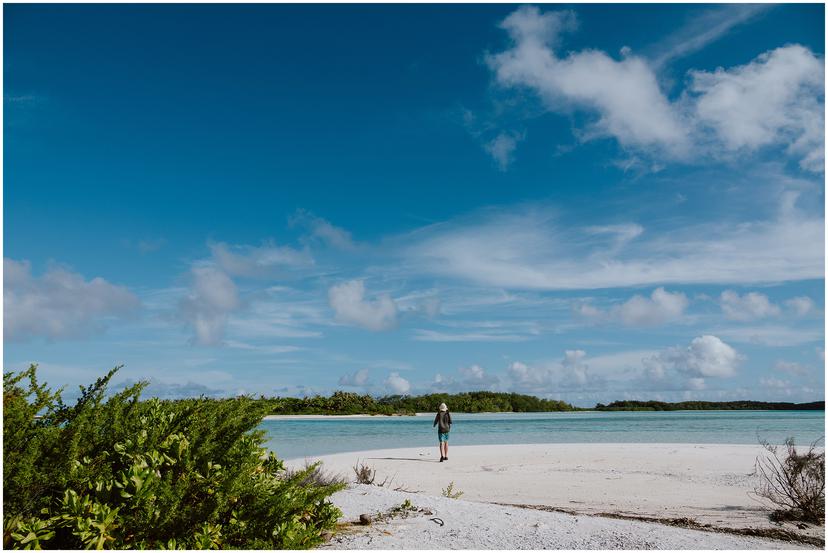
[755,437,824,525]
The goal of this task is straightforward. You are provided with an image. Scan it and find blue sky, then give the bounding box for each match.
[4,3,825,406]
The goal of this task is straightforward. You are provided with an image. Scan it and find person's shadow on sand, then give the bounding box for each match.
[365,456,441,463]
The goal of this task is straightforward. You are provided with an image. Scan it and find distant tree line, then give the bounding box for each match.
[261,390,576,415]
[260,392,825,415]
[593,400,825,411]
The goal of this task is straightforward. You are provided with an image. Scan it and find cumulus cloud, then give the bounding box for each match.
[384,372,411,395]
[507,350,600,392]
[328,280,398,331]
[487,6,824,171]
[689,45,824,172]
[338,368,370,387]
[484,131,525,170]
[4,258,140,341]
[179,267,240,346]
[209,240,313,278]
[488,6,689,155]
[561,349,590,386]
[644,335,742,381]
[458,364,500,388]
[719,290,780,321]
[785,296,816,317]
[577,287,688,326]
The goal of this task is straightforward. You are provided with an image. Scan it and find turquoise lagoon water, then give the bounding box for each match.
[261,410,825,461]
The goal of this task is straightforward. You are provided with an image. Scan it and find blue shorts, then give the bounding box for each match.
[438,432,450,442]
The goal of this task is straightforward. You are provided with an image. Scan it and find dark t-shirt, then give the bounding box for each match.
[433,411,452,433]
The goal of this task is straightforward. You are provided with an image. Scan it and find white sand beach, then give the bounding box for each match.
[286,443,824,549]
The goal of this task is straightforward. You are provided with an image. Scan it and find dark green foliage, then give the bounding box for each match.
[262,390,575,415]
[595,400,825,411]
[3,365,344,549]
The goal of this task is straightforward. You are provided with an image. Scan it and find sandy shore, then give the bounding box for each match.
[263,414,425,420]
[286,443,824,549]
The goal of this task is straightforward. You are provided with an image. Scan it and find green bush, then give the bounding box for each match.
[3,365,344,549]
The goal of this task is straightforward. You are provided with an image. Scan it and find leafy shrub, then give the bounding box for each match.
[755,437,825,524]
[3,365,345,549]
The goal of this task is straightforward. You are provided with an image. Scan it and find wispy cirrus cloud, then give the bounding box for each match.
[397,201,823,290]
[208,240,314,278]
[646,4,772,69]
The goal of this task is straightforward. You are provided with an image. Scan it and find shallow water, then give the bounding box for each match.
[260,410,825,460]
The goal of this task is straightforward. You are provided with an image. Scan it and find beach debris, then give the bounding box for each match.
[430,517,445,526]
[358,514,372,525]
[353,461,376,485]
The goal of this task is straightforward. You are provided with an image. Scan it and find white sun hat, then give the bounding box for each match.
[439,403,448,411]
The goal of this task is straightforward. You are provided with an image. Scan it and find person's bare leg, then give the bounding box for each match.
[444,442,448,459]
[438,442,443,460]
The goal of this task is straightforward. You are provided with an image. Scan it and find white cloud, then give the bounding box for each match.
[338,368,370,387]
[578,287,688,326]
[328,280,397,331]
[774,360,808,376]
[644,335,742,379]
[616,287,688,325]
[484,131,525,170]
[412,329,530,342]
[648,4,771,68]
[487,7,824,171]
[488,6,688,155]
[458,364,499,387]
[179,267,240,346]
[291,209,357,250]
[719,290,780,321]
[715,325,824,347]
[209,240,313,278]
[507,350,600,392]
[4,258,140,341]
[785,296,816,317]
[401,205,823,290]
[759,376,791,390]
[562,349,589,386]
[384,372,411,395]
[689,45,824,172]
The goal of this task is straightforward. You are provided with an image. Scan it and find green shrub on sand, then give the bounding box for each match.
[3,365,344,549]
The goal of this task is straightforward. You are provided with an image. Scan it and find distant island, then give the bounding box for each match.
[260,390,824,416]
[594,400,826,411]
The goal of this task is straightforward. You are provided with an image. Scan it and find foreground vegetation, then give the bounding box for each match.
[755,438,825,524]
[3,365,344,550]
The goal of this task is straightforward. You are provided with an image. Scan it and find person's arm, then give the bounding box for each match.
[433,413,439,427]
[447,412,452,425]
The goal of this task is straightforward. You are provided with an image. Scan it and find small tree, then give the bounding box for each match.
[755,437,825,524]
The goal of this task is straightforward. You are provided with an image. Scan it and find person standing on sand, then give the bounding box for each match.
[433,403,452,462]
